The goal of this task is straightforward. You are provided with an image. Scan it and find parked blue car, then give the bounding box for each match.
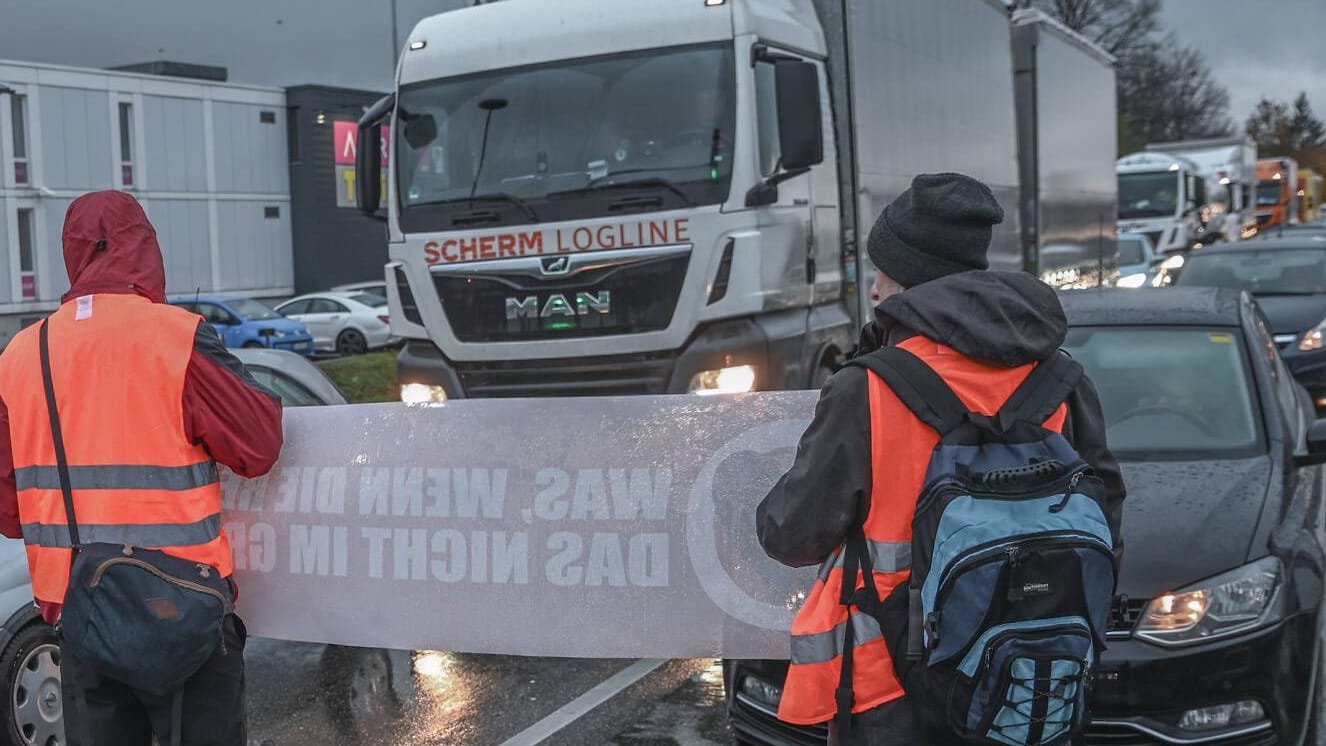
[170,295,315,356]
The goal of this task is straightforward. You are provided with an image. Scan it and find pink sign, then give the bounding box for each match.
[333,120,391,167]
[21,275,35,300]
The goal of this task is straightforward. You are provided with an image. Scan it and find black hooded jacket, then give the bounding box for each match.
[756,271,1125,568]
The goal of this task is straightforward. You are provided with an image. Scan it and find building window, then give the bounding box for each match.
[17,208,35,299]
[118,102,135,187]
[11,95,29,186]
[287,106,300,162]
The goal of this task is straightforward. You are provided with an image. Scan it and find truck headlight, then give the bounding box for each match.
[689,365,757,396]
[400,383,447,404]
[1135,557,1280,646]
[1116,272,1149,288]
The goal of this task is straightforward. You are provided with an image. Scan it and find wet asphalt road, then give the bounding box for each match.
[244,640,736,745]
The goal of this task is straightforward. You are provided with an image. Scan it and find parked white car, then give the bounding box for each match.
[273,291,396,356]
[330,280,387,297]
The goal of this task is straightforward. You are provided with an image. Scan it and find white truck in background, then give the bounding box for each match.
[1144,136,1259,243]
[1116,151,1212,256]
[355,0,1118,403]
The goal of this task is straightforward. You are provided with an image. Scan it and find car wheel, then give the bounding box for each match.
[336,330,368,356]
[242,341,264,349]
[0,622,63,746]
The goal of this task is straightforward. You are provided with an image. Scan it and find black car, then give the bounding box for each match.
[727,288,1326,746]
[1174,237,1326,411]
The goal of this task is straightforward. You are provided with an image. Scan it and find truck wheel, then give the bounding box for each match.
[336,330,368,356]
[0,621,62,746]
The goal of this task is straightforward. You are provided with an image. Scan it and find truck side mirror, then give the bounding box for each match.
[356,93,395,220]
[774,61,824,171]
[356,121,383,214]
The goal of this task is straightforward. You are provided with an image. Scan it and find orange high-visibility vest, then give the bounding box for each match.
[0,294,231,609]
[777,336,1069,725]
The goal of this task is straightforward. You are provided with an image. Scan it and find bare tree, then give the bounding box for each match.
[1032,0,1162,59]
[1034,1,1234,152]
[1246,93,1326,173]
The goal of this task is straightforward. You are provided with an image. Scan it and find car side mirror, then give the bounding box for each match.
[1294,418,1326,467]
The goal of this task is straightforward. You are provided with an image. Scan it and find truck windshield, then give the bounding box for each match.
[394,44,735,231]
[1118,172,1180,219]
[1257,180,1283,206]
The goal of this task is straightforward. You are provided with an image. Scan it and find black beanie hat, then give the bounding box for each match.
[867,172,1005,289]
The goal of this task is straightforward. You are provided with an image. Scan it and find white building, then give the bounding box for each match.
[0,59,294,345]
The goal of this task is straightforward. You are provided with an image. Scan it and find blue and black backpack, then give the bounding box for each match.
[844,346,1115,746]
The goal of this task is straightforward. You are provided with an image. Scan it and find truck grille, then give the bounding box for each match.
[432,250,690,343]
[454,351,677,398]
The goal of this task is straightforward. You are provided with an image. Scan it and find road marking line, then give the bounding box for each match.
[498,658,667,746]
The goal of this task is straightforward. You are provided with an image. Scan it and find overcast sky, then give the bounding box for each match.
[2,0,1324,128]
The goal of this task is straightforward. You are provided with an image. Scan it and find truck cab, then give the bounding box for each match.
[1256,157,1299,229]
[1116,152,1208,255]
[359,0,851,400]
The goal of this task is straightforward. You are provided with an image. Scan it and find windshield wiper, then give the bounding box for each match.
[555,177,697,207]
[413,193,539,222]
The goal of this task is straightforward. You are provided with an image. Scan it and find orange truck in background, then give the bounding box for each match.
[1257,157,1299,229]
[1299,168,1323,223]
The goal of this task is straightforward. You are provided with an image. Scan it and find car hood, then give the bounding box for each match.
[1253,294,1326,335]
[1115,456,1272,600]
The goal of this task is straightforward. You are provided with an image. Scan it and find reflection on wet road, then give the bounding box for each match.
[245,639,734,745]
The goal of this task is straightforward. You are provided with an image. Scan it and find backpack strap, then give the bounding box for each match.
[845,347,970,436]
[993,350,1084,432]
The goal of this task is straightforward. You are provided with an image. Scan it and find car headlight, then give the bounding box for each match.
[1116,272,1149,289]
[400,383,447,405]
[1135,557,1281,646]
[1299,320,1326,351]
[688,365,757,396]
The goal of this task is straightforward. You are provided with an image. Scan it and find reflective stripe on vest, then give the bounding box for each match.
[776,338,1070,726]
[14,462,218,492]
[21,513,221,548]
[816,540,911,582]
[790,612,883,665]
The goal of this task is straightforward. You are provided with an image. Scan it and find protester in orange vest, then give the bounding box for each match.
[757,173,1125,745]
[0,190,283,745]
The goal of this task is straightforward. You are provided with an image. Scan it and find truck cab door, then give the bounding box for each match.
[751,50,829,308]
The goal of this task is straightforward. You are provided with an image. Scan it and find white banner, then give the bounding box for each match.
[221,392,821,659]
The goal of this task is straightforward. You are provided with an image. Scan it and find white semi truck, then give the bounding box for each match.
[1116,151,1212,255]
[355,0,1117,402]
[1144,136,1260,244]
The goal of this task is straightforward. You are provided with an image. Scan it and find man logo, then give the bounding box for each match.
[541,256,571,275]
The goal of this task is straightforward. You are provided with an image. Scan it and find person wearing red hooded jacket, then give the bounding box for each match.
[0,191,283,745]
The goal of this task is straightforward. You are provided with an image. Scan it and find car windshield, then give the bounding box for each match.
[1062,326,1261,458]
[1257,180,1283,206]
[350,292,387,307]
[1175,247,1326,294]
[395,43,735,229]
[1118,172,1181,219]
[1117,237,1145,265]
[228,298,282,320]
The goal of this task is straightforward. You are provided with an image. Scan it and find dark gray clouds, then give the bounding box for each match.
[1160,0,1326,125]
[2,0,1324,126]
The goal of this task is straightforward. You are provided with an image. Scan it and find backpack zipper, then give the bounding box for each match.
[918,467,1096,514]
[89,556,232,654]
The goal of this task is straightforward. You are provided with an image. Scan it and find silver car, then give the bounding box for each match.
[273,291,396,357]
[0,348,345,746]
